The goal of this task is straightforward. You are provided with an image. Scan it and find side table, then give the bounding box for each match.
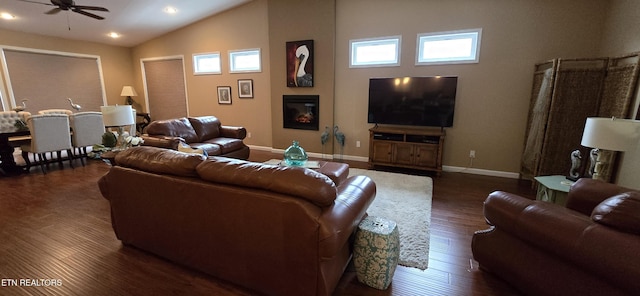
[534,175,573,206]
[353,216,399,290]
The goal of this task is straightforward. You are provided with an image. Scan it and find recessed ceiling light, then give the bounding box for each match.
[164,6,178,14]
[1,12,16,20]
[108,32,120,38]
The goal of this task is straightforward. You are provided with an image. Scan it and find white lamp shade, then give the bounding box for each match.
[101,105,135,127]
[581,117,640,151]
[120,86,138,97]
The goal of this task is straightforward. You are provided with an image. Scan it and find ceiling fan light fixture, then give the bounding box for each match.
[1,12,16,20]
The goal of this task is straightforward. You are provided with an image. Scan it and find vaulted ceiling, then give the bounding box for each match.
[0,0,251,47]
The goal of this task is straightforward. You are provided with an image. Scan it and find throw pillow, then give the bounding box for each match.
[591,192,640,235]
[178,142,208,156]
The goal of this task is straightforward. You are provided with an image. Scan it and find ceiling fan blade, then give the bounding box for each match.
[71,8,104,20]
[71,5,109,12]
[45,7,62,14]
[16,0,55,6]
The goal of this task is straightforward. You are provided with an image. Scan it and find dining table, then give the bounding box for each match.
[0,125,30,175]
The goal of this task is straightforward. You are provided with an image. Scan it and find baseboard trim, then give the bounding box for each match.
[250,145,368,162]
[443,165,520,179]
[248,145,519,179]
[247,145,272,152]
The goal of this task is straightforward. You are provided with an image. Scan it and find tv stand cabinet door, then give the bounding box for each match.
[371,141,393,163]
[414,144,438,168]
[393,143,414,165]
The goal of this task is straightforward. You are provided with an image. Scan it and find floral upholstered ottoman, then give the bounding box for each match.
[353,216,399,290]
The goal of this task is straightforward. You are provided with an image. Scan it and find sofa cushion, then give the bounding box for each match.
[146,117,199,143]
[115,146,206,177]
[197,157,337,207]
[189,143,222,156]
[203,138,245,154]
[188,116,221,142]
[591,192,640,234]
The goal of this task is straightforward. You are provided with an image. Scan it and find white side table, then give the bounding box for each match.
[534,175,573,206]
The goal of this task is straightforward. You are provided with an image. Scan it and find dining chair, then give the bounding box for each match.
[37,109,73,162]
[38,109,73,116]
[21,114,74,174]
[70,111,104,166]
[0,111,32,147]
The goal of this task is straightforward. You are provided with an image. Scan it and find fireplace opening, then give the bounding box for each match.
[282,95,320,131]
[283,95,319,130]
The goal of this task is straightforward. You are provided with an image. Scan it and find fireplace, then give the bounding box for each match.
[283,95,319,130]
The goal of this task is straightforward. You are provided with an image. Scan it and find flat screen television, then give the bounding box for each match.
[367,76,457,127]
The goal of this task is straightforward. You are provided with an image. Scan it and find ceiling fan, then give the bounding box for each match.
[18,0,109,20]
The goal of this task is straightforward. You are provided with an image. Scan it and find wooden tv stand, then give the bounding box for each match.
[368,126,444,175]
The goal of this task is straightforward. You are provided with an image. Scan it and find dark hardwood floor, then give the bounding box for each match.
[0,150,535,295]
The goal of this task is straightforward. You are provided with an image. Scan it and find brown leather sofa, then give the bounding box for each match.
[142,115,249,159]
[98,146,376,296]
[472,178,640,296]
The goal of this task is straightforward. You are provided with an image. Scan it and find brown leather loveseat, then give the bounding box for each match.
[472,178,640,296]
[142,115,249,159]
[98,146,376,296]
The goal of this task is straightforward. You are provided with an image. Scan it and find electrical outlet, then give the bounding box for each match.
[356,140,361,148]
[247,132,252,138]
[469,150,476,158]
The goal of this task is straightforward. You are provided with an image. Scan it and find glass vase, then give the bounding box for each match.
[283,140,308,166]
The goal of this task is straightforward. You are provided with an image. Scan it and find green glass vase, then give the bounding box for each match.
[283,140,308,166]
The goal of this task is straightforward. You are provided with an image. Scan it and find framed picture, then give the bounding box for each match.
[217,86,232,104]
[286,39,314,87]
[238,79,254,98]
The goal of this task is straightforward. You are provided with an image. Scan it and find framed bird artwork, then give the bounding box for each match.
[286,40,314,87]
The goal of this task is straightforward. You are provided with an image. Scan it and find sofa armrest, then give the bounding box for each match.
[220,125,247,140]
[566,178,632,216]
[141,135,184,150]
[483,191,592,245]
[317,175,376,260]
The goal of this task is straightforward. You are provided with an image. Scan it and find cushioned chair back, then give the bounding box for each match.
[145,117,199,143]
[0,111,31,129]
[188,116,221,142]
[38,109,73,116]
[70,112,105,147]
[26,114,73,153]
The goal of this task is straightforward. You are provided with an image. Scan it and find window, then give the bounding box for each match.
[350,36,401,68]
[229,49,261,73]
[416,29,482,65]
[193,52,221,75]
[2,47,105,112]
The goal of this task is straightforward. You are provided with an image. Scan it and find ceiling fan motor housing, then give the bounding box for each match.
[51,0,74,9]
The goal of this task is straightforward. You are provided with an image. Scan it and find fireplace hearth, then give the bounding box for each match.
[283,95,319,130]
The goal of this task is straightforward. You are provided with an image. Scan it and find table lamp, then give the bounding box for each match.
[121,86,138,105]
[101,105,135,151]
[580,117,640,182]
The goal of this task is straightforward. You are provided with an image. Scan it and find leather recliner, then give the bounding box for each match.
[472,178,640,296]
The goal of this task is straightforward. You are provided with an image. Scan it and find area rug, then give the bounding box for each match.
[349,168,432,270]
